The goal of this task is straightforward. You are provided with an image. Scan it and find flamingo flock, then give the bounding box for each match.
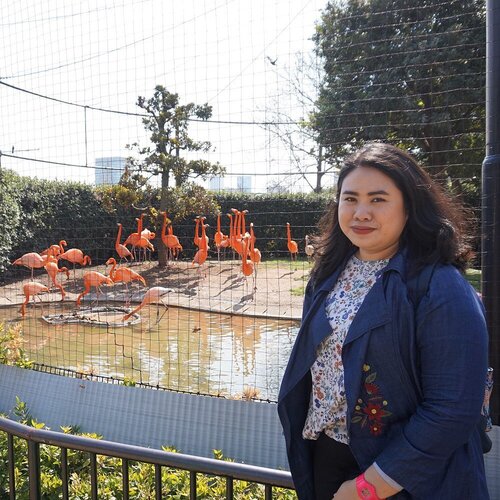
[11,211,313,319]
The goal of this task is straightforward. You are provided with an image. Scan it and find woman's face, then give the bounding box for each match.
[338,166,407,261]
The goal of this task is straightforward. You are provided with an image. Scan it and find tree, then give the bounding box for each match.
[128,85,225,200]
[264,53,336,193]
[312,0,485,194]
[127,85,225,266]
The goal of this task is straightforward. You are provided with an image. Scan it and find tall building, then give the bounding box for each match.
[95,157,126,185]
[237,175,252,193]
[209,176,224,191]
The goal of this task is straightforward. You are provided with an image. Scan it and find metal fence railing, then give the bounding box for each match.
[0,416,294,499]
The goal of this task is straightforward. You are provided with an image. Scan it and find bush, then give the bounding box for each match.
[0,169,21,272]
[0,400,297,499]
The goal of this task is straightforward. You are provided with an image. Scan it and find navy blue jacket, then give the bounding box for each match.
[278,251,489,499]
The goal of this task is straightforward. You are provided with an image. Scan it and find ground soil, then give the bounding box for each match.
[1,259,310,321]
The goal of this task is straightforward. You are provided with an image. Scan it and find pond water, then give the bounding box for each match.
[1,302,299,401]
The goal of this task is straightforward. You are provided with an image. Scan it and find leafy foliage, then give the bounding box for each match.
[312,0,485,192]
[0,169,21,272]
[0,401,297,499]
[127,85,225,192]
[0,322,32,368]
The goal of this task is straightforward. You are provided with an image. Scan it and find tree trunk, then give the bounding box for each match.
[314,145,324,193]
[157,169,170,268]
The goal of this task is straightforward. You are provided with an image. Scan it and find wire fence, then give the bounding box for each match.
[0,0,487,404]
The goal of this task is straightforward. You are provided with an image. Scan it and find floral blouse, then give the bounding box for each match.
[302,254,389,444]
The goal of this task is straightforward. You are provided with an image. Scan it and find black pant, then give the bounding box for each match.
[313,432,361,500]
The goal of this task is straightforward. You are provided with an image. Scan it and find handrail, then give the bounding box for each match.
[0,416,294,490]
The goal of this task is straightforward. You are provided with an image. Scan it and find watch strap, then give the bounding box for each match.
[355,473,381,499]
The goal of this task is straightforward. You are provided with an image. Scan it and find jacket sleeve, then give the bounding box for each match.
[374,268,488,494]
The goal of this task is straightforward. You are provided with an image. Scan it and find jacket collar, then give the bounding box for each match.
[312,247,407,298]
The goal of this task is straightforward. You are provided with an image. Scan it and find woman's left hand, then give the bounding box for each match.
[332,479,358,499]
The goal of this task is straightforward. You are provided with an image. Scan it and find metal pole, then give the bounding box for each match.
[482,0,500,425]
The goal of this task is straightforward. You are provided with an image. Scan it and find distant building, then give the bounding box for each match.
[237,175,252,193]
[209,176,224,191]
[95,157,126,185]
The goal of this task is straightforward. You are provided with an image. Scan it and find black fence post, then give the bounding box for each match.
[482,0,500,425]
[27,440,41,499]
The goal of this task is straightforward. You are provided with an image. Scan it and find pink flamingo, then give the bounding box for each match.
[106,258,146,286]
[44,255,69,300]
[124,214,154,261]
[160,212,183,264]
[19,281,49,317]
[123,286,173,322]
[41,240,67,257]
[106,257,146,305]
[76,271,114,306]
[58,248,92,281]
[286,222,299,261]
[115,223,133,262]
[214,213,229,261]
[192,222,209,269]
[58,248,91,266]
[230,209,244,258]
[13,252,52,279]
[248,223,261,287]
[241,236,254,277]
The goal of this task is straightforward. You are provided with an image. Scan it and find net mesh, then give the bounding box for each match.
[0,0,487,403]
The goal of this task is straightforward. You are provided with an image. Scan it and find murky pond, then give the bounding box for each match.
[1,302,299,401]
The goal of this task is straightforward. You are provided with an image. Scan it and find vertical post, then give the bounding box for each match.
[482,0,500,425]
[84,106,88,168]
[27,440,41,499]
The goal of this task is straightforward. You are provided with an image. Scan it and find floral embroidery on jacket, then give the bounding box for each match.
[351,364,392,436]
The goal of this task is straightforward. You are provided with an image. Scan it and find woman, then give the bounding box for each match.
[278,143,489,499]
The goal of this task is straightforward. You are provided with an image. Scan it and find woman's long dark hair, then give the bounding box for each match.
[310,142,473,286]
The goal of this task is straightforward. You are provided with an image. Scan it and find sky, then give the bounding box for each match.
[0,0,334,193]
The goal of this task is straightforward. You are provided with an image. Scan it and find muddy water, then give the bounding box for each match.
[1,302,299,401]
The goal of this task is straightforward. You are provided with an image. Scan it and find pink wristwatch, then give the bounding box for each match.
[355,473,381,499]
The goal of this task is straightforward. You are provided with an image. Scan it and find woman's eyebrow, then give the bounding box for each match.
[341,189,390,196]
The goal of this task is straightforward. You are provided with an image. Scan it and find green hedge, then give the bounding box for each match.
[0,171,332,279]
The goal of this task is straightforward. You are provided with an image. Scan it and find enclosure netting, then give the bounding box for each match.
[0,0,487,403]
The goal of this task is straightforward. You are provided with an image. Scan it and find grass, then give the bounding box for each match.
[290,268,482,297]
[465,268,481,292]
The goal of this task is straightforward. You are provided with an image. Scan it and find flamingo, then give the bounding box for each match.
[192,222,209,269]
[248,223,261,287]
[76,271,114,306]
[241,235,254,278]
[106,257,146,305]
[167,225,183,258]
[230,209,244,258]
[123,286,173,322]
[305,235,314,262]
[124,214,153,261]
[115,223,133,262]
[213,213,228,261]
[58,248,92,281]
[44,255,69,300]
[193,216,209,249]
[140,227,156,261]
[19,281,50,317]
[160,212,183,264]
[123,214,144,248]
[12,252,52,279]
[41,240,67,257]
[58,248,91,266]
[286,222,299,261]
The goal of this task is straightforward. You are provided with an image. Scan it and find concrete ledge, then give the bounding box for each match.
[0,364,289,470]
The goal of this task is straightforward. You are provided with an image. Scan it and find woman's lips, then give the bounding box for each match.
[351,226,375,234]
